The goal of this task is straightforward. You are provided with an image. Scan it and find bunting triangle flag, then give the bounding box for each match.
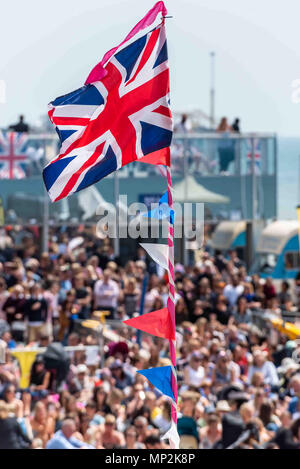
[137,366,175,400]
[161,420,180,449]
[143,191,175,223]
[139,243,169,270]
[139,148,170,167]
[123,307,175,340]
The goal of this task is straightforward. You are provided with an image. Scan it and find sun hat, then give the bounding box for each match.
[76,364,87,374]
[277,357,300,374]
[216,400,231,412]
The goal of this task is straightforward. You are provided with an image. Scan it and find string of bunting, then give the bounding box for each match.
[124,173,179,448]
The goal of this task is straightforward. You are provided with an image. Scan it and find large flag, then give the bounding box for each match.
[43,3,172,202]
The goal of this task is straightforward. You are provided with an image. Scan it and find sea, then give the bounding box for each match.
[278,137,300,219]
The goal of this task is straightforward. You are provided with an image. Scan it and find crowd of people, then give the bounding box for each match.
[0,225,300,449]
[172,114,242,176]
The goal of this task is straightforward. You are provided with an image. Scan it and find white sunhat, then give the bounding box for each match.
[76,364,88,374]
[277,357,300,374]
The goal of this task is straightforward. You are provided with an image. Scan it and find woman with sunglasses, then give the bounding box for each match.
[183,352,205,391]
[123,425,145,449]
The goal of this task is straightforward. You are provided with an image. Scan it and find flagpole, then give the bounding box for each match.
[209,51,216,129]
[166,165,179,448]
[42,138,49,254]
[114,171,120,257]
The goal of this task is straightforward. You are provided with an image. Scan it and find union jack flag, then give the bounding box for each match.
[43,20,172,202]
[246,138,261,159]
[246,138,261,173]
[0,131,28,179]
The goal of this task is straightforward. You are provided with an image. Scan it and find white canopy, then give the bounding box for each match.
[211,221,246,250]
[173,176,230,204]
[256,220,299,255]
[77,186,128,221]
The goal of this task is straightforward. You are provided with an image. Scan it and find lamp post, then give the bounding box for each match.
[210,51,216,129]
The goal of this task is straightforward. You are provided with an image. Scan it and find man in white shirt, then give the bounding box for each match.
[223,275,244,308]
[248,350,279,388]
[93,269,120,319]
[46,419,94,449]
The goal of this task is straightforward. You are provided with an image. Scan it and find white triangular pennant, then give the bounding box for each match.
[139,243,169,271]
[161,420,180,449]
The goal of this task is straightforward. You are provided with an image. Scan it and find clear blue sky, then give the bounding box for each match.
[1,0,299,135]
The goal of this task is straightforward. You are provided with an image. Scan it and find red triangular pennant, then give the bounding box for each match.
[123,307,175,340]
[139,148,170,166]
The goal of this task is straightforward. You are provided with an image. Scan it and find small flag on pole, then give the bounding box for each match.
[124,307,175,340]
[137,366,175,400]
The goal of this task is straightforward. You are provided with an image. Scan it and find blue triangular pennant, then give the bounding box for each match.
[142,191,175,224]
[137,366,175,400]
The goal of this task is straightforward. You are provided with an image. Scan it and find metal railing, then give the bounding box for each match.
[0,130,277,179]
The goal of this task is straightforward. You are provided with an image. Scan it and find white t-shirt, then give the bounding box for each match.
[187,365,205,387]
[94,279,119,308]
[223,284,244,307]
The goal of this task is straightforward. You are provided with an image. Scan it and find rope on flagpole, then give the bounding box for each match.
[166,165,179,447]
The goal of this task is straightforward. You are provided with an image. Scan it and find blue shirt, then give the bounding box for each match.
[288,396,299,415]
[46,430,94,449]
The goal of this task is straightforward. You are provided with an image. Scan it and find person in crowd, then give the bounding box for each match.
[2,285,26,341]
[287,375,300,416]
[93,269,119,319]
[92,386,111,416]
[248,350,279,389]
[123,425,145,449]
[30,401,55,446]
[232,296,252,326]
[1,383,24,418]
[216,117,235,173]
[96,414,125,449]
[9,115,30,133]
[120,278,140,318]
[0,400,32,449]
[24,284,48,343]
[199,413,222,449]
[278,281,292,308]
[46,418,93,449]
[73,274,92,320]
[183,352,205,390]
[29,356,51,398]
[211,351,235,391]
[232,118,240,133]
[174,113,189,134]
[263,277,277,304]
[109,359,134,390]
[175,297,189,325]
[223,275,244,308]
[271,418,300,449]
